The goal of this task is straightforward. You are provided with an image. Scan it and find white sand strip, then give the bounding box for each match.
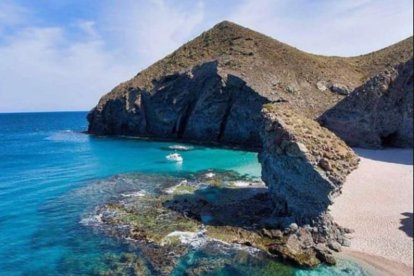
[330,149,413,268]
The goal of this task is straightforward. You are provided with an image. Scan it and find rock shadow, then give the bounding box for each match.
[399,212,413,238]
[163,186,280,230]
[353,148,413,165]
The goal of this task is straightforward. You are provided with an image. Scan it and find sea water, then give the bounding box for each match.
[0,112,368,275]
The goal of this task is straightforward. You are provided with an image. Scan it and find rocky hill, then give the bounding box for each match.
[319,58,413,148]
[88,21,413,149]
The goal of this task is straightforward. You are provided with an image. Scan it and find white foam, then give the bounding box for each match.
[164,180,188,194]
[232,181,252,187]
[204,172,215,178]
[79,213,103,226]
[162,229,262,255]
[163,230,207,248]
[120,191,146,198]
[168,145,194,151]
[46,130,87,143]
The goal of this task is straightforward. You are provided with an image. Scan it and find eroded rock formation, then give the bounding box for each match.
[319,59,414,148]
[259,103,360,222]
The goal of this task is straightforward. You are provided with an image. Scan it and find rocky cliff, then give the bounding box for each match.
[319,58,414,148]
[88,62,270,148]
[88,21,412,149]
[259,103,359,222]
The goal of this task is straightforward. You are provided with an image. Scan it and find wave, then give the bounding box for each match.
[120,190,146,198]
[45,130,88,143]
[164,144,195,151]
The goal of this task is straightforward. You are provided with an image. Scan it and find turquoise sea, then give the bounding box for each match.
[0,112,368,275]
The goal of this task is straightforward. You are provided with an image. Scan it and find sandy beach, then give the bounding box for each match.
[331,148,413,275]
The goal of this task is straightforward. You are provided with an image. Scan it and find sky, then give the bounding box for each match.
[0,0,412,112]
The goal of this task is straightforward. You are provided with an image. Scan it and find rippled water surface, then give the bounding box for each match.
[0,112,368,275]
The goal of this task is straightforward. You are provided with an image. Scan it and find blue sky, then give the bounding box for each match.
[0,0,412,112]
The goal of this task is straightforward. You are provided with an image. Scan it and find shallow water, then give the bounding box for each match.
[0,112,368,275]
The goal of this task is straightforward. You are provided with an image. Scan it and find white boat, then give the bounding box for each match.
[166,153,183,163]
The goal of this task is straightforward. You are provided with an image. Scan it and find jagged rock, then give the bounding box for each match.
[259,103,359,222]
[314,244,336,266]
[270,229,284,239]
[268,232,320,267]
[262,228,273,239]
[319,59,414,148]
[327,241,342,252]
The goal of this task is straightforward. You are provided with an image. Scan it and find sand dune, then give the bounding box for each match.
[331,149,413,274]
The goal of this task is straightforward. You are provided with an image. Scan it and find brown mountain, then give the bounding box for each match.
[88,21,413,149]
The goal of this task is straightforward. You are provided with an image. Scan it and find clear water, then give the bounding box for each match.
[0,112,368,275]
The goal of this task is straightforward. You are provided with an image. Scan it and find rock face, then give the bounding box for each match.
[319,59,414,148]
[88,62,269,149]
[88,21,412,149]
[259,103,359,222]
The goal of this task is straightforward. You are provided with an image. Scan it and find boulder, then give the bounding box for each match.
[259,103,359,222]
[268,233,320,267]
[319,59,413,148]
[329,83,350,96]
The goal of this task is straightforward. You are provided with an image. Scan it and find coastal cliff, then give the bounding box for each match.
[88,61,269,149]
[88,21,413,149]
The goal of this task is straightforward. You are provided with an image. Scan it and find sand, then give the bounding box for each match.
[330,148,413,274]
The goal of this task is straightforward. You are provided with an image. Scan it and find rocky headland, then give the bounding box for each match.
[86,21,413,270]
[88,21,413,149]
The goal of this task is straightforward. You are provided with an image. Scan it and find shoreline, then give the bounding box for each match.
[339,249,414,276]
[331,148,413,275]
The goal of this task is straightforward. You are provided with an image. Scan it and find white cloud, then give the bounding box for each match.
[99,0,205,69]
[0,0,29,30]
[0,0,412,112]
[0,0,205,112]
[229,0,413,56]
[0,24,133,112]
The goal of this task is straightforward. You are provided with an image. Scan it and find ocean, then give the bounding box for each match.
[0,112,367,275]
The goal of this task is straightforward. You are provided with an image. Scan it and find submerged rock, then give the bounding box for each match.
[259,103,359,222]
[319,59,414,148]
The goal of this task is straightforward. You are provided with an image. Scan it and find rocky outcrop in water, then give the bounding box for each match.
[82,171,354,270]
[319,59,414,148]
[259,103,359,222]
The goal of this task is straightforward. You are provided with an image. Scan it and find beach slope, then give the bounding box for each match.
[331,149,413,275]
